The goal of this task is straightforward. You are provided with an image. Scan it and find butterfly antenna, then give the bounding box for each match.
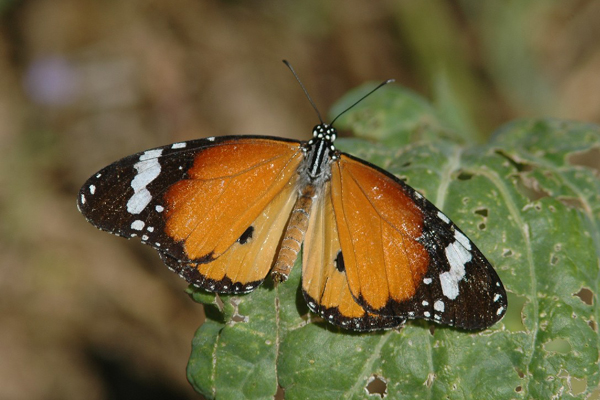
[283,60,324,124]
[330,78,394,126]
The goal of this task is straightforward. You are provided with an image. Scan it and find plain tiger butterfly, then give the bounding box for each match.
[77,61,506,331]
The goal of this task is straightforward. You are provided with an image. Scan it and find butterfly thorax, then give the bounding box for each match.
[304,124,337,182]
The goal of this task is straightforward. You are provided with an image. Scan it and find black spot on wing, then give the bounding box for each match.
[237,226,254,244]
[334,250,345,273]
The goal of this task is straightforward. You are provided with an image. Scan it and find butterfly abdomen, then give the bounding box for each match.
[271,184,317,282]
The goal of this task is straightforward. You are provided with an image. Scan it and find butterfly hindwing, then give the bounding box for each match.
[331,153,507,329]
[159,176,300,293]
[302,182,405,331]
[78,136,304,293]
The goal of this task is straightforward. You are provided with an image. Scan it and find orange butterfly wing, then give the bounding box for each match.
[302,181,405,330]
[331,154,430,310]
[330,153,506,330]
[161,138,304,292]
[79,137,304,293]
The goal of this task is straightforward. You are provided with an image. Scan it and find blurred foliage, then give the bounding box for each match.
[1,1,599,399]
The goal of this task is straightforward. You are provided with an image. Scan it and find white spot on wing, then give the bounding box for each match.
[89,185,96,195]
[434,300,445,312]
[171,142,187,149]
[155,205,164,212]
[127,149,163,214]
[139,149,163,161]
[437,211,450,224]
[423,277,432,285]
[80,194,86,205]
[494,293,502,302]
[414,191,423,199]
[454,230,471,250]
[440,233,472,300]
[497,306,505,315]
[422,300,429,306]
[131,220,145,230]
[207,137,215,141]
[424,311,431,318]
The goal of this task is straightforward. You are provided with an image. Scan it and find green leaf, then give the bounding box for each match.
[186,87,600,399]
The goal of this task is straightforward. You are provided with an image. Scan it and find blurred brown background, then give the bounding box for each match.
[1,1,599,399]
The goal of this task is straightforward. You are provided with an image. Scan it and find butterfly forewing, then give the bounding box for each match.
[331,153,507,329]
[78,136,305,293]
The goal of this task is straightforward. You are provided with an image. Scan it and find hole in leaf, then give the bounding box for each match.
[505,293,526,332]
[567,147,600,175]
[474,208,488,231]
[424,373,435,388]
[275,384,285,400]
[495,150,534,172]
[557,370,588,397]
[231,313,248,323]
[558,196,586,211]
[215,294,224,312]
[502,249,513,257]
[570,376,587,396]
[494,150,549,201]
[230,298,249,324]
[589,386,600,400]
[474,208,488,217]
[544,338,572,354]
[515,386,522,393]
[588,319,597,332]
[515,367,525,378]
[456,171,473,180]
[365,375,387,398]
[550,254,559,265]
[574,287,593,305]
[517,175,550,201]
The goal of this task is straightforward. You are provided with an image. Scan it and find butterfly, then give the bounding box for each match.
[77,62,507,331]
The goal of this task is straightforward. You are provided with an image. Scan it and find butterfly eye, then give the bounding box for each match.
[237,226,254,245]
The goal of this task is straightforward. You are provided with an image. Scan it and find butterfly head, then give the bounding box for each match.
[312,124,337,143]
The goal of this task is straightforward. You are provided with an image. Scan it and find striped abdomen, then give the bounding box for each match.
[271,184,317,282]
